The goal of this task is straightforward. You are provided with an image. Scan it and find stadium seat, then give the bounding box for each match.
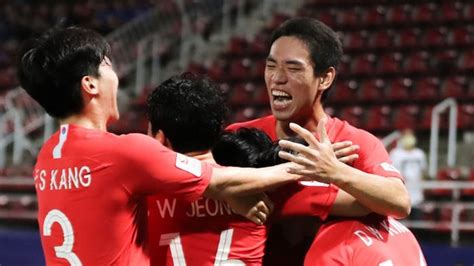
[352,54,375,74]
[359,79,386,101]
[226,37,248,57]
[343,31,367,50]
[412,3,437,23]
[461,169,474,197]
[369,30,393,49]
[441,76,466,98]
[363,6,386,26]
[404,51,429,73]
[388,78,412,101]
[339,9,359,26]
[340,105,364,128]
[229,58,251,81]
[378,53,402,74]
[331,80,359,103]
[386,5,410,24]
[458,104,474,130]
[394,104,420,130]
[440,2,461,22]
[413,77,440,101]
[426,168,463,200]
[450,26,471,45]
[229,83,254,106]
[458,49,474,70]
[422,27,447,47]
[365,105,392,131]
[396,28,420,48]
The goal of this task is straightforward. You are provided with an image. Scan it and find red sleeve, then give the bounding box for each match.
[271,182,338,220]
[352,131,403,181]
[117,134,212,202]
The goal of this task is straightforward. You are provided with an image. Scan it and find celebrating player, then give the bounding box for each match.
[16,26,310,265]
[227,17,411,265]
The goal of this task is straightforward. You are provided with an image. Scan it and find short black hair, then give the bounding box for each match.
[17,26,111,119]
[270,17,343,101]
[147,72,228,154]
[212,128,273,167]
[213,128,307,168]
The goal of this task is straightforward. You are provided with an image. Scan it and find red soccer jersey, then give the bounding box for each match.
[148,164,338,266]
[34,124,212,265]
[227,115,403,266]
[304,215,427,266]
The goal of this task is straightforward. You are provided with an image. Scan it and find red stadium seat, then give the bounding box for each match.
[343,31,367,50]
[458,104,474,129]
[352,54,375,74]
[450,26,471,45]
[441,76,466,98]
[386,5,410,24]
[426,168,463,199]
[369,30,393,49]
[229,83,254,106]
[412,3,437,23]
[422,27,447,47]
[440,2,462,22]
[229,58,251,80]
[363,6,386,26]
[339,9,359,26]
[227,37,248,56]
[396,28,420,48]
[413,77,440,100]
[458,50,474,70]
[462,169,474,197]
[378,53,402,74]
[332,80,359,103]
[394,105,421,130]
[388,78,413,101]
[359,79,386,101]
[365,105,392,131]
[404,51,429,73]
[340,105,364,128]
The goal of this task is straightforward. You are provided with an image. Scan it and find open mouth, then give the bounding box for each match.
[272,89,293,108]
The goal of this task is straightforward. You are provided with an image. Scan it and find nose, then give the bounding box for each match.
[272,67,287,84]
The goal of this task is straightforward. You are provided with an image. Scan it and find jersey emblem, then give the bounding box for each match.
[176,153,202,177]
[380,162,401,174]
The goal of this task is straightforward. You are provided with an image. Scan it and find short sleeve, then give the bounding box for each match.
[353,132,403,181]
[116,134,212,202]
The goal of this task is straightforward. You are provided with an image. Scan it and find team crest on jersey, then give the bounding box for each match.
[176,153,202,177]
[380,162,400,174]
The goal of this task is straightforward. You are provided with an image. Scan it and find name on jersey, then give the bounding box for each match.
[354,218,410,247]
[155,197,233,219]
[34,166,92,191]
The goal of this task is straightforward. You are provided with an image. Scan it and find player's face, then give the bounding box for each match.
[98,57,120,123]
[265,36,321,122]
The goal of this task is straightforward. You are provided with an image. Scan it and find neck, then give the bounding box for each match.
[276,103,327,139]
[60,113,108,131]
[186,150,216,163]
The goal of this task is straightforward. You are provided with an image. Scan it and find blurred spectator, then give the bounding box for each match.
[390,129,427,220]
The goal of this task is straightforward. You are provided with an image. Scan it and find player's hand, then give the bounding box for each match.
[332,141,359,164]
[278,118,344,184]
[225,193,274,225]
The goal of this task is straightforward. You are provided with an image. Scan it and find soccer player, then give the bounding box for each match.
[215,129,426,266]
[145,73,369,266]
[16,26,310,265]
[227,17,411,265]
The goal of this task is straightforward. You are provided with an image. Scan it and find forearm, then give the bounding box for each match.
[204,163,298,200]
[331,162,411,219]
[330,190,371,217]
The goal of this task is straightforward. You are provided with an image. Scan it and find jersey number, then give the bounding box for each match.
[159,229,244,266]
[43,209,82,266]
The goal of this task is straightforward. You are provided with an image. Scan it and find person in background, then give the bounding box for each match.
[390,129,427,220]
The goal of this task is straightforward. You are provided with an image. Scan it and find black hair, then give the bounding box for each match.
[146,72,228,154]
[269,17,343,102]
[213,128,307,168]
[17,26,111,119]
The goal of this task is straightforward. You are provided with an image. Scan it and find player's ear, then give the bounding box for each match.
[81,75,99,96]
[156,130,173,148]
[318,67,336,91]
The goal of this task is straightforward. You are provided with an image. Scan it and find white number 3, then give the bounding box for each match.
[43,209,82,266]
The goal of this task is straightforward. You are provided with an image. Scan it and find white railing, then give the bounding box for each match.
[428,98,458,178]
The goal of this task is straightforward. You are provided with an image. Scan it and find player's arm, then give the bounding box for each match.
[278,121,411,219]
[204,163,300,200]
[330,190,371,217]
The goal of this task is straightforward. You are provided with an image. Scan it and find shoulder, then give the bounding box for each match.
[333,118,383,148]
[226,115,276,131]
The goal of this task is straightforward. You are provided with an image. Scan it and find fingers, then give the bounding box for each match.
[248,201,269,225]
[288,123,319,146]
[279,139,315,157]
[278,150,315,167]
[334,144,360,159]
[261,193,274,214]
[338,154,359,164]
[332,141,353,151]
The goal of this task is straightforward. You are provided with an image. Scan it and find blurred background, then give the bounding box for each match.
[0,0,473,265]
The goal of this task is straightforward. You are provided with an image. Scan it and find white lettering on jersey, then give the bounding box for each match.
[38,166,92,191]
[380,162,401,174]
[53,125,69,159]
[186,197,233,218]
[176,153,202,177]
[299,181,330,187]
[365,225,384,240]
[156,198,177,218]
[354,230,373,246]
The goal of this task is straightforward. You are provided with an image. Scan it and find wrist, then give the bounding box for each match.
[330,161,354,188]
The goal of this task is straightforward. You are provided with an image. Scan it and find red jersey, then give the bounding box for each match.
[227,115,403,266]
[304,215,427,266]
[34,124,212,266]
[148,164,338,266]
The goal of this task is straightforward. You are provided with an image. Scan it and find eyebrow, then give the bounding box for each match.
[266,56,306,67]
